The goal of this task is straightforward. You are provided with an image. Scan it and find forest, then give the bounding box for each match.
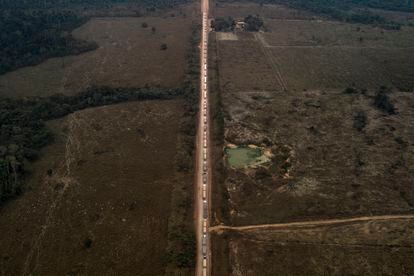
[0,9,98,75]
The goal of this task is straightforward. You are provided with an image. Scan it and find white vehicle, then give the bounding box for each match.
[203,139,207,148]
[203,152,207,160]
[203,257,207,268]
[203,189,206,199]
[204,64,207,70]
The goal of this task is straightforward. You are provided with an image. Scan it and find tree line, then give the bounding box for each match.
[212,15,264,32]
[233,0,408,30]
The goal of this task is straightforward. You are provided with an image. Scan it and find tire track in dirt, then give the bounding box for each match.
[21,114,81,276]
[209,214,414,233]
[254,33,288,91]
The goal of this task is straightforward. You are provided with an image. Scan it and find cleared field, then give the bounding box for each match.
[222,90,414,226]
[217,33,282,92]
[262,20,414,48]
[0,100,185,275]
[212,219,414,276]
[215,15,414,91]
[211,2,414,275]
[0,15,193,98]
[269,47,414,90]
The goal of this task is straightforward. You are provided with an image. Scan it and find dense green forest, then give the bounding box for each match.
[349,0,414,12]
[220,0,414,29]
[281,0,403,29]
[0,10,98,75]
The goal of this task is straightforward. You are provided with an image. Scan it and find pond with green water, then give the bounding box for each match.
[225,147,270,168]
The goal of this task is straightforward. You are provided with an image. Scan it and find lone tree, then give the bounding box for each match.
[160,43,168,50]
[151,27,156,34]
[142,22,148,28]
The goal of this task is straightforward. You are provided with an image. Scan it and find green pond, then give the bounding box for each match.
[226,147,269,168]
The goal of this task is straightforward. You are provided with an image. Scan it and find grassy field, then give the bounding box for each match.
[212,2,414,274]
[0,10,195,98]
[0,100,187,275]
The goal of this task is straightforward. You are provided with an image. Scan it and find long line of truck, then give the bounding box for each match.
[200,11,209,276]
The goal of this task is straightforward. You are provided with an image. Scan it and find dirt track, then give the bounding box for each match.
[209,214,414,232]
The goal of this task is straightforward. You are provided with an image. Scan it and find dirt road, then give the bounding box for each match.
[209,214,414,233]
[195,0,210,275]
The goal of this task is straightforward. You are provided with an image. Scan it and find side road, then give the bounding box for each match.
[209,214,414,232]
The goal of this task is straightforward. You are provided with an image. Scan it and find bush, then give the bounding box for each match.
[142,22,148,28]
[212,17,235,32]
[373,86,396,114]
[244,15,264,31]
[353,110,367,132]
[160,43,168,50]
[343,87,359,94]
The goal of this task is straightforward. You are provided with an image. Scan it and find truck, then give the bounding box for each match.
[203,202,208,218]
[203,257,207,268]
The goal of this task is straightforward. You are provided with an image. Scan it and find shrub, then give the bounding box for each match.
[244,15,264,31]
[160,43,168,50]
[353,110,367,132]
[374,86,396,114]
